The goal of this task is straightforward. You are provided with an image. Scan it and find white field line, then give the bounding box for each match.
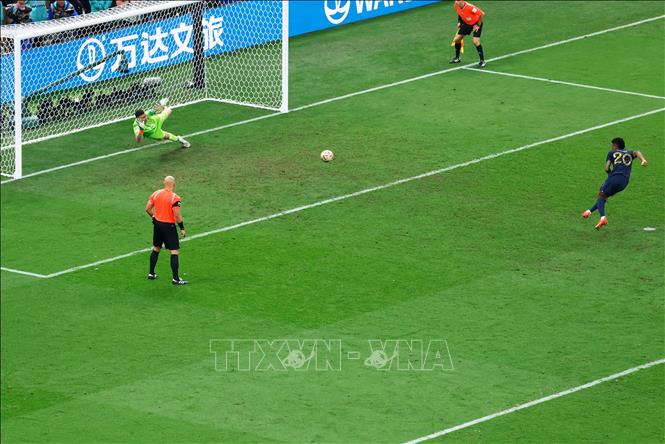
[0,97,215,152]
[403,357,665,444]
[2,106,662,279]
[1,14,663,185]
[464,67,665,100]
[0,112,284,184]
[0,266,48,278]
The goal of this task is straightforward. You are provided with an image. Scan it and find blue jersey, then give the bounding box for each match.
[606,149,636,178]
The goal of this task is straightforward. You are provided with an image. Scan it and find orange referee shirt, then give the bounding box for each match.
[149,189,182,223]
[455,1,484,25]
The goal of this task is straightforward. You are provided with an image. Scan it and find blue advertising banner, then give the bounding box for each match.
[0,1,440,103]
[289,0,440,36]
[1,3,282,103]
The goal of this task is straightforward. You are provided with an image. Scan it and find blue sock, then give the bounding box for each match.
[589,202,598,213]
[597,198,606,217]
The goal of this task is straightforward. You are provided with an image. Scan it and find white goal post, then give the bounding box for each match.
[0,0,289,179]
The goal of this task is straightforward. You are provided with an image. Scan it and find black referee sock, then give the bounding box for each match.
[149,250,159,274]
[455,42,461,58]
[476,44,485,61]
[170,255,180,280]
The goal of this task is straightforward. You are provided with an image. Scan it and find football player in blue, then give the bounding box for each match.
[582,138,648,229]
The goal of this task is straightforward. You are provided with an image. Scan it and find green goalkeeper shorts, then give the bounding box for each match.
[144,111,169,140]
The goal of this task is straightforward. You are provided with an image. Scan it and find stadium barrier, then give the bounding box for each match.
[290,0,440,36]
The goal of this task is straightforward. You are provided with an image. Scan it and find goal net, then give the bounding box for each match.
[0,0,288,179]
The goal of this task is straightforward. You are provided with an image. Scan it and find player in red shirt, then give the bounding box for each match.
[145,175,188,285]
[450,1,486,68]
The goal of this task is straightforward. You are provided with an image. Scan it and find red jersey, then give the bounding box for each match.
[149,189,182,223]
[455,1,484,25]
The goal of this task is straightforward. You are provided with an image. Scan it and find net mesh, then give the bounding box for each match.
[0,37,16,177]
[0,0,284,178]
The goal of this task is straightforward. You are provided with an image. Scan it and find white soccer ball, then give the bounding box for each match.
[320,150,334,162]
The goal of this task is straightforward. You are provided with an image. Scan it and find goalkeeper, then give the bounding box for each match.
[133,99,190,148]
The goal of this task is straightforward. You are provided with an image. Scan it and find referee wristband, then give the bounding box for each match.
[178,222,185,230]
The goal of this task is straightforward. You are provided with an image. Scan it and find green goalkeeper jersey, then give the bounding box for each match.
[133,110,160,137]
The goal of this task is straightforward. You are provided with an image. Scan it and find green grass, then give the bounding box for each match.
[439,364,665,443]
[2,1,664,443]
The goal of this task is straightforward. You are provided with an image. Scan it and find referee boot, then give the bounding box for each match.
[449,57,461,64]
[172,277,188,285]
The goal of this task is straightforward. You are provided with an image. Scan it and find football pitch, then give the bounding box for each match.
[1,1,664,442]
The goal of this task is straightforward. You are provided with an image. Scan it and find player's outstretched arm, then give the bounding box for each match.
[133,119,145,144]
[634,150,648,166]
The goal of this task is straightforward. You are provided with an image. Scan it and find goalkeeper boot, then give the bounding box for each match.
[180,137,191,148]
[594,216,608,230]
[172,277,188,285]
[449,57,461,64]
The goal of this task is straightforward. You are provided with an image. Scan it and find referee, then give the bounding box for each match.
[450,0,486,68]
[145,176,188,285]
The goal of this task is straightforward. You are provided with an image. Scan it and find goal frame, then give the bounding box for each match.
[1,0,289,179]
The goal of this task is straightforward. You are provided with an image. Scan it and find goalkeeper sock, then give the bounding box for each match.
[476,44,484,61]
[168,133,180,143]
[455,42,461,58]
[170,255,180,280]
[149,250,159,274]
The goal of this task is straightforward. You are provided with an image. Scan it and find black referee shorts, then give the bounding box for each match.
[153,220,180,250]
[459,22,483,37]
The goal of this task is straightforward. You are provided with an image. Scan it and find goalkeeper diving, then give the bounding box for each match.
[133,98,191,148]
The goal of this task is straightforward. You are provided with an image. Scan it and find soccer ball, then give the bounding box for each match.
[320,150,334,162]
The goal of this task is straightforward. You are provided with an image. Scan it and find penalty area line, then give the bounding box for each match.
[403,357,665,444]
[9,106,661,279]
[464,67,665,100]
[1,14,663,185]
[0,266,49,278]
